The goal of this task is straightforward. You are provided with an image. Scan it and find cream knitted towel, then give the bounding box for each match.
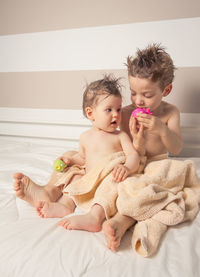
[55,151,126,219]
[116,157,200,257]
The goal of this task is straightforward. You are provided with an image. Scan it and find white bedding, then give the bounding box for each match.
[0,137,200,277]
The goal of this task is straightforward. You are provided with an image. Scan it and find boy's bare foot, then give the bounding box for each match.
[58,213,102,232]
[102,213,135,251]
[13,172,51,206]
[36,201,74,218]
[58,204,105,232]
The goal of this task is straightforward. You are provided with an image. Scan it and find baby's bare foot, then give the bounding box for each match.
[102,213,135,251]
[36,201,73,218]
[58,213,102,232]
[13,172,50,206]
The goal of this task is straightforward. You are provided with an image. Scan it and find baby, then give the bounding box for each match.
[35,75,140,232]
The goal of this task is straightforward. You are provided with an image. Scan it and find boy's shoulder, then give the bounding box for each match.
[162,101,180,114]
[122,104,135,113]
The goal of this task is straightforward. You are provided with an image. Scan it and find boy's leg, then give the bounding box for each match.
[102,213,136,251]
[58,204,106,232]
[36,193,76,218]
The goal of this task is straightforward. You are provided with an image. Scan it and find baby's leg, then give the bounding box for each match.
[58,204,106,232]
[13,172,63,207]
[36,173,82,218]
[36,194,76,218]
[13,150,79,206]
[102,213,135,251]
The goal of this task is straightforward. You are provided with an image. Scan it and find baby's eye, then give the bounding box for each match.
[117,108,121,112]
[106,108,112,112]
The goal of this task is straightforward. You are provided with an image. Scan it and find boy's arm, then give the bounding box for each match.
[129,116,146,156]
[160,109,183,155]
[136,107,183,155]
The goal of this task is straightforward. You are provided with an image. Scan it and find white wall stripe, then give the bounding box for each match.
[0,108,199,157]
[0,17,200,72]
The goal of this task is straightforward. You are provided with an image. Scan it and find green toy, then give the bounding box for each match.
[53,159,67,172]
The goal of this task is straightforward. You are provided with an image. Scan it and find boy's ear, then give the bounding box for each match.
[163,84,172,97]
[85,107,94,120]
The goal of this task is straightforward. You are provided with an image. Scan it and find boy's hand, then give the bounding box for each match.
[112,164,129,182]
[136,114,166,135]
[129,116,145,155]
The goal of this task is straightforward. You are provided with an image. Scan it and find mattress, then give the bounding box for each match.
[0,136,200,277]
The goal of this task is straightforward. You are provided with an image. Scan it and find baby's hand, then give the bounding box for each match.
[112,164,129,182]
[59,156,71,166]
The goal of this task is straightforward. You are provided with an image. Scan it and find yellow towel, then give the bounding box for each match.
[55,151,126,219]
[117,157,200,257]
[54,152,200,257]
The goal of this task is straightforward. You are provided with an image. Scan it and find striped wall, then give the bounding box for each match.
[0,0,200,156]
[0,0,200,112]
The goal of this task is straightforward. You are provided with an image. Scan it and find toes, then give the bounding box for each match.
[58,219,71,229]
[13,172,24,180]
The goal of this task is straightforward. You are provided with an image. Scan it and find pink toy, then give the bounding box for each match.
[131,108,152,117]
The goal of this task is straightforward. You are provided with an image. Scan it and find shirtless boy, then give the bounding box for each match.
[14,75,139,232]
[102,44,183,251]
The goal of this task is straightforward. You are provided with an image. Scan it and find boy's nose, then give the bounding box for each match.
[135,97,144,106]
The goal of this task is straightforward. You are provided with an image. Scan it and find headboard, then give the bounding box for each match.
[0,107,199,157]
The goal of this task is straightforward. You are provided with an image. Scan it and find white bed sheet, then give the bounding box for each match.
[0,137,200,277]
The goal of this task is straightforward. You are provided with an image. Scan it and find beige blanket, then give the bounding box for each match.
[117,156,200,257]
[55,151,126,219]
[54,152,200,257]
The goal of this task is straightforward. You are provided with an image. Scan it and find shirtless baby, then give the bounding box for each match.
[14,75,139,233]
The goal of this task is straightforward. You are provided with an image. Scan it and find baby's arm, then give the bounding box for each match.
[60,135,85,166]
[113,131,139,182]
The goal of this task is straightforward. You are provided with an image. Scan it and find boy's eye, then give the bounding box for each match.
[144,95,153,98]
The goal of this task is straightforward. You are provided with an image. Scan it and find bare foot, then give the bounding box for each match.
[36,201,74,218]
[102,213,135,251]
[58,213,102,232]
[58,204,105,232]
[13,172,51,206]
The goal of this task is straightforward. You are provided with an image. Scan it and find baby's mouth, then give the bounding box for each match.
[111,120,117,125]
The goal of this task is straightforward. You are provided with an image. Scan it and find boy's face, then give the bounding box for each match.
[129,76,167,112]
[89,94,122,132]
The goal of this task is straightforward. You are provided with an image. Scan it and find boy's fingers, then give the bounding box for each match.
[129,117,137,134]
[138,124,144,136]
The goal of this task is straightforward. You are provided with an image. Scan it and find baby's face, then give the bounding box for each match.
[129,76,165,112]
[91,94,122,132]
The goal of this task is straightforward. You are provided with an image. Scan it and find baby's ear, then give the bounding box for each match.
[85,107,94,120]
[163,84,172,97]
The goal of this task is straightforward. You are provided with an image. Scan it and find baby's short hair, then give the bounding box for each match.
[82,75,122,117]
[126,43,176,90]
